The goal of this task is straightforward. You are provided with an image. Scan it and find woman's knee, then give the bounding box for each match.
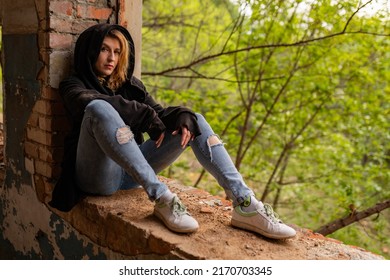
[85,100,118,121]
[195,112,205,122]
[195,113,210,130]
[194,113,220,143]
[86,99,112,112]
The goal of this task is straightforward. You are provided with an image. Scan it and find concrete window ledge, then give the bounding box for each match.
[50,177,214,260]
[50,177,384,260]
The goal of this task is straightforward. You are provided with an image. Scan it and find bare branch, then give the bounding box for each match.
[145,73,285,84]
[315,199,390,236]
[261,93,328,201]
[142,31,389,77]
[143,0,388,77]
[342,0,373,33]
[238,56,299,167]
[143,20,199,29]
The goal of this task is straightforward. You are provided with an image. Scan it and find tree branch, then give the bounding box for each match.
[314,199,390,236]
[142,31,389,77]
[143,0,388,77]
[261,93,328,201]
[342,0,373,33]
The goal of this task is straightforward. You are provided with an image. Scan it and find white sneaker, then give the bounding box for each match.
[154,195,199,233]
[232,202,296,239]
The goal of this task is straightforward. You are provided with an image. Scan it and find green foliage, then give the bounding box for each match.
[142,0,390,258]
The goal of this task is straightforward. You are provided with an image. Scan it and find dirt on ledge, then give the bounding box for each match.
[164,178,384,260]
[82,176,385,260]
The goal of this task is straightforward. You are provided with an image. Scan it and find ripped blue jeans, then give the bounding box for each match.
[76,100,254,206]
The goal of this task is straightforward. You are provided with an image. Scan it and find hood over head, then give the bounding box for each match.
[73,23,136,94]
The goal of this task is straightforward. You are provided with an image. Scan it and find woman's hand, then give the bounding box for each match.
[172,126,194,149]
[155,132,165,148]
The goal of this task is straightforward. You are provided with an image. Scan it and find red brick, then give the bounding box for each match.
[50,17,73,33]
[50,1,74,17]
[25,157,35,175]
[89,6,113,19]
[39,146,54,162]
[33,99,52,115]
[77,5,87,18]
[38,117,54,132]
[49,33,73,49]
[41,87,62,102]
[71,20,98,34]
[26,127,65,147]
[26,127,51,145]
[25,141,40,159]
[35,159,56,178]
[77,4,113,20]
[27,112,39,127]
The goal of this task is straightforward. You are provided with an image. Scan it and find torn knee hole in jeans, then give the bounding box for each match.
[207,135,222,146]
[116,126,134,145]
[207,135,223,162]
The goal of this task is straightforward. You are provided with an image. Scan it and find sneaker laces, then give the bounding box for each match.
[263,203,282,224]
[170,196,190,217]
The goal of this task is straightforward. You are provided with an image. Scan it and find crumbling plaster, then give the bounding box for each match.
[0,0,146,259]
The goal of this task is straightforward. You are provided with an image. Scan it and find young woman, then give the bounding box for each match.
[50,23,296,239]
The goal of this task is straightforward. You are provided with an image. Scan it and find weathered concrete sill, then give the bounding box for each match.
[50,177,384,260]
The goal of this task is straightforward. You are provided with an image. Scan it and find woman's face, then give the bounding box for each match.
[94,36,121,78]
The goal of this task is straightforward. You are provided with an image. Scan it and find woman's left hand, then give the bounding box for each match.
[155,132,165,148]
[172,126,194,149]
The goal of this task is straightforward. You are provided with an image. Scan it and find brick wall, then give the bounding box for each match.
[1,0,145,259]
[25,0,141,205]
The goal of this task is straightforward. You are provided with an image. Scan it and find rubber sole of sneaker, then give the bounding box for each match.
[231,218,295,240]
[154,209,198,233]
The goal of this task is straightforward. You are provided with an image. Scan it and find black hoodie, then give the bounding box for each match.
[49,24,201,212]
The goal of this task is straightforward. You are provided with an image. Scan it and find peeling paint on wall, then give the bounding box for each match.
[0,181,127,259]
[1,0,144,260]
[1,183,52,255]
[3,34,40,190]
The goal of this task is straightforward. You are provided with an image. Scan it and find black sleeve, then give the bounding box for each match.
[101,95,166,140]
[130,77,201,137]
[159,107,201,137]
[60,76,166,140]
